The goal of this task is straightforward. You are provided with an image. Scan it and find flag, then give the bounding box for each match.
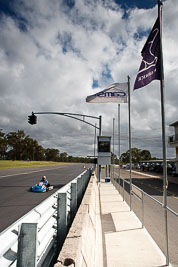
[134,18,161,90]
[86,82,128,103]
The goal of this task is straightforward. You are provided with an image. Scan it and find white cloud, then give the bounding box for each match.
[0,0,177,158]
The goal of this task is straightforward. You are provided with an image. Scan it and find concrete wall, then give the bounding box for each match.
[54,172,99,267]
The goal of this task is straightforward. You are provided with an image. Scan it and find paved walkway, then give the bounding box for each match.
[95,179,172,267]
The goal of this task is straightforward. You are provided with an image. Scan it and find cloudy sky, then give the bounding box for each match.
[0,0,177,159]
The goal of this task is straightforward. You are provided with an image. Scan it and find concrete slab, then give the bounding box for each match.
[95,179,172,267]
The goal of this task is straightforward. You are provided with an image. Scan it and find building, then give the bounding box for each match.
[168,121,178,174]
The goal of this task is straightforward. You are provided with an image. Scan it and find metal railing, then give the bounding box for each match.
[111,174,178,266]
[0,167,94,267]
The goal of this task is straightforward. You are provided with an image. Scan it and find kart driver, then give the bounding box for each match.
[40,176,50,187]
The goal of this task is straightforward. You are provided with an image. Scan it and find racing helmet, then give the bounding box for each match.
[42,176,46,181]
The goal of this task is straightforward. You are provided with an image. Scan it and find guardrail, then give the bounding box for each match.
[0,167,94,267]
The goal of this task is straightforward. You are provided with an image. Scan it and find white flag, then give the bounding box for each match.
[86,82,128,103]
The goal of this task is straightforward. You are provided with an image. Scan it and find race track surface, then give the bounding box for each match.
[0,163,89,233]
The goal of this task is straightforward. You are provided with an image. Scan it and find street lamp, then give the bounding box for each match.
[28,111,101,135]
[28,111,102,178]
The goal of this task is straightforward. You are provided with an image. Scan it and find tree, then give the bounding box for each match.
[120,148,141,164]
[45,148,60,161]
[0,130,7,159]
[23,137,45,161]
[22,137,36,160]
[120,152,129,164]
[130,147,142,163]
[6,130,27,160]
[120,147,152,164]
[1,129,100,163]
[140,150,151,161]
[34,145,46,161]
[60,152,68,162]
[111,152,118,164]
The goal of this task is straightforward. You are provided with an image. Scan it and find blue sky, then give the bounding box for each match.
[0,0,157,12]
[0,0,177,159]
[115,0,156,9]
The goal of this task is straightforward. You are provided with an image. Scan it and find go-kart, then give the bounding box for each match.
[31,182,54,192]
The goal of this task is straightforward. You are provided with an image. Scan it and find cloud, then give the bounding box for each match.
[0,0,177,159]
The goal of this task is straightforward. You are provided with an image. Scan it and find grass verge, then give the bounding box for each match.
[0,160,69,169]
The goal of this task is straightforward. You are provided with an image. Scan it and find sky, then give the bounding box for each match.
[0,0,177,159]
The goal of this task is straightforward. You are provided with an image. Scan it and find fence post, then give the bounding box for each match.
[57,192,67,250]
[71,182,77,221]
[116,178,118,191]
[117,178,120,191]
[142,191,144,228]
[82,172,86,192]
[77,176,83,206]
[123,180,125,201]
[81,174,84,195]
[84,169,89,187]
[130,183,132,211]
[17,223,37,267]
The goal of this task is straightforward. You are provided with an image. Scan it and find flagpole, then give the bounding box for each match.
[113,118,115,179]
[158,0,169,264]
[118,104,121,180]
[128,76,132,210]
[94,123,96,166]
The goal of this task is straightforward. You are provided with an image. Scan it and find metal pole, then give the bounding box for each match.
[94,123,96,167]
[158,0,169,264]
[71,183,77,221]
[57,193,67,250]
[118,104,121,187]
[113,118,115,180]
[142,191,144,229]
[123,180,125,201]
[17,223,37,267]
[128,76,132,210]
[99,115,102,136]
[98,115,102,182]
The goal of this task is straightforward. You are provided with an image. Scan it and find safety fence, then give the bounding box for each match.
[111,174,178,266]
[0,167,94,267]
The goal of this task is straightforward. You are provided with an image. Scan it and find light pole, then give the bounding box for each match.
[28,111,102,170]
[113,118,115,179]
[28,111,101,134]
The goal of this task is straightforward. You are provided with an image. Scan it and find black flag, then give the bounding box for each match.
[134,18,161,90]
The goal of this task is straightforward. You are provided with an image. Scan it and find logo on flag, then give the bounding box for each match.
[134,18,161,90]
[86,83,128,103]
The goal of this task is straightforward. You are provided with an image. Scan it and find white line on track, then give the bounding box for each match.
[126,169,161,179]
[0,166,62,178]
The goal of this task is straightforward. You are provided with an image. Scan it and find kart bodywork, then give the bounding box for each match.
[31,182,54,192]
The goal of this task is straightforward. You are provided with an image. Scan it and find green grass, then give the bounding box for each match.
[0,160,69,169]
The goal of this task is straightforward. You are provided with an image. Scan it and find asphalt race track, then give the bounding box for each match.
[0,163,89,233]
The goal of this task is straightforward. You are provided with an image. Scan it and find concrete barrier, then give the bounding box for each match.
[54,172,99,267]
